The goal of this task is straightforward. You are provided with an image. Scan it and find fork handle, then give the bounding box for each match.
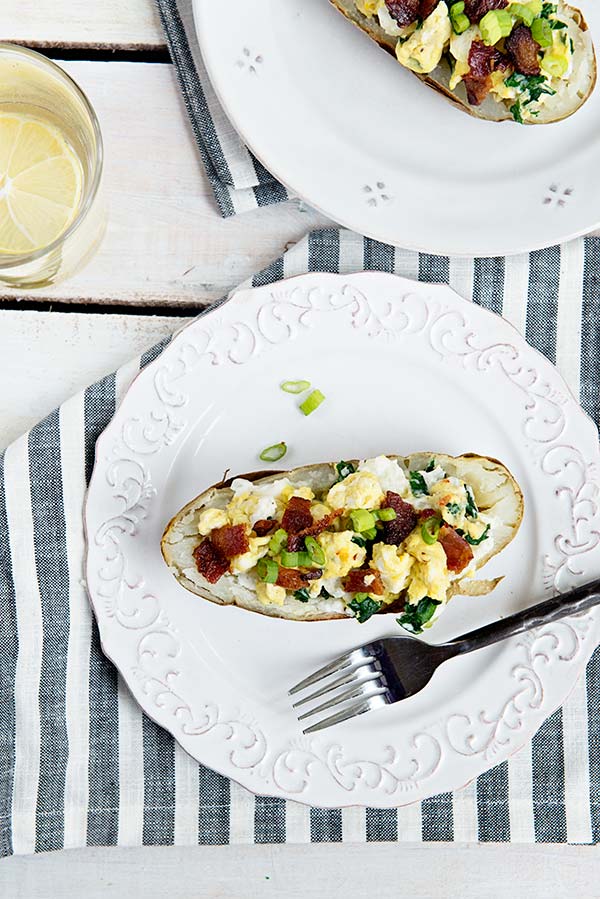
[444,577,600,656]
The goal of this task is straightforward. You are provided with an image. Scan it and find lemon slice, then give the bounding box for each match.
[0,113,83,255]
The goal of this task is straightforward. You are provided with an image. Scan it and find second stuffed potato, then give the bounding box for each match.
[331,0,596,123]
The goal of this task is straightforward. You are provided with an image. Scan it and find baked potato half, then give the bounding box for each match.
[162,453,523,632]
[330,0,596,124]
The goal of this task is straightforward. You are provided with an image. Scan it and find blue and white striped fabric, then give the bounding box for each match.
[155,0,290,217]
[2,227,600,857]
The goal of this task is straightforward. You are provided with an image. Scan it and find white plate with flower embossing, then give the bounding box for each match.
[85,272,600,807]
[193,0,600,257]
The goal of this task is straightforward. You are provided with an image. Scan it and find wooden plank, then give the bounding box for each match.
[1,842,599,899]
[0,0,165,49]
[0,60,332,309]
[0,309,188,448]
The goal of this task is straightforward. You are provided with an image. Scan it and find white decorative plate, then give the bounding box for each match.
[194,0,600,257]
[85,272,600,807]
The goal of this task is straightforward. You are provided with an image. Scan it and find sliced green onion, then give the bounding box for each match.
[305,536,326,566]
[541,52,569,76]
[450,2,470,34]
[376,508,397,522]
[421,516,441,545]
[531,16,553,47]
[350,509,376,533]
[300,389,326,417]
[511,2,535,25]
[280,550,313,568]
[362,527,378,541]
[269,528,288,555]
[528,0,543,14]
[294,588,311,603]
[256,557,279,583]
[281,379,311,395]
[480,8,513,45]
[259,442,287,463]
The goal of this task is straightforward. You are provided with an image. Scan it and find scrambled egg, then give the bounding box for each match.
[490,70,517,101]
[370,543,413,594]
[396,2,451,74]
[358,455,409,496]
[227,477,297,526]
[317,531,366,578]
[326,471,384,512]
[198,507,228,536]
[404,531,451,603]
[256,582,286,606]
[448,26,479,89]
[430,476,466,528]
[230,536,270,574]
[280,485,314,503]
[311,501,333,522]
[356,0,380,15]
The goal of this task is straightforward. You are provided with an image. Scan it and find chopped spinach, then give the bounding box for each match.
[348,594,382,624]
[510,102,524,124]
[294,588,311,603]
[550,18,566,28]
[505,73,556,105]
[352,535,367,548]
[446,502,461,516]
[540,2,557,17]
[465,485,479,520]
[319,586,333,599]
[397,597,441,635]
[335,460,356,482]
[425,459,436,473]
[457,524,490,545]
[409,471,429,497]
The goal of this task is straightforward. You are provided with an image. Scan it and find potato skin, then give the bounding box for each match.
[329,0,596,125]
[161,452,524,622]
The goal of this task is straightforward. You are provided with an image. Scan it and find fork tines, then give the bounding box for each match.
[288,647,388,734]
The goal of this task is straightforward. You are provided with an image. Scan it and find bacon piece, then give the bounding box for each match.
[385,0,420,26]
[381,491,418,546]
[253,519,277,537]
[193,540,229,584]
[385,0,440,24]
[210,524,249,560]
[438,525,474,573]
[287,508,343,552]
[281,496,313,535]
[463,40,509,105]
[464,0,507,22]
[276,567,323,591]
[418,508,438,521]
[343,568,385,596]
[419,0,440,17]
[505,24,541,75]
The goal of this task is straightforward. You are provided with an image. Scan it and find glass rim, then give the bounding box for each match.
[0,43,104,269]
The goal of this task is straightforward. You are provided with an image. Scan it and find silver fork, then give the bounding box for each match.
[289,578,600,734]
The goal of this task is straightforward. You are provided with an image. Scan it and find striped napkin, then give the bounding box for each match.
[2,227,600,857]
[156,0,290,216]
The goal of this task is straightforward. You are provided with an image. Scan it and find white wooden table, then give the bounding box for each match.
[0,3,598,895]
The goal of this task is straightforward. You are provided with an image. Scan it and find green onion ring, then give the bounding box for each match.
[259,442,287,463]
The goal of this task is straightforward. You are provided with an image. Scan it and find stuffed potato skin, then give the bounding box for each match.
[161,453,523,628]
